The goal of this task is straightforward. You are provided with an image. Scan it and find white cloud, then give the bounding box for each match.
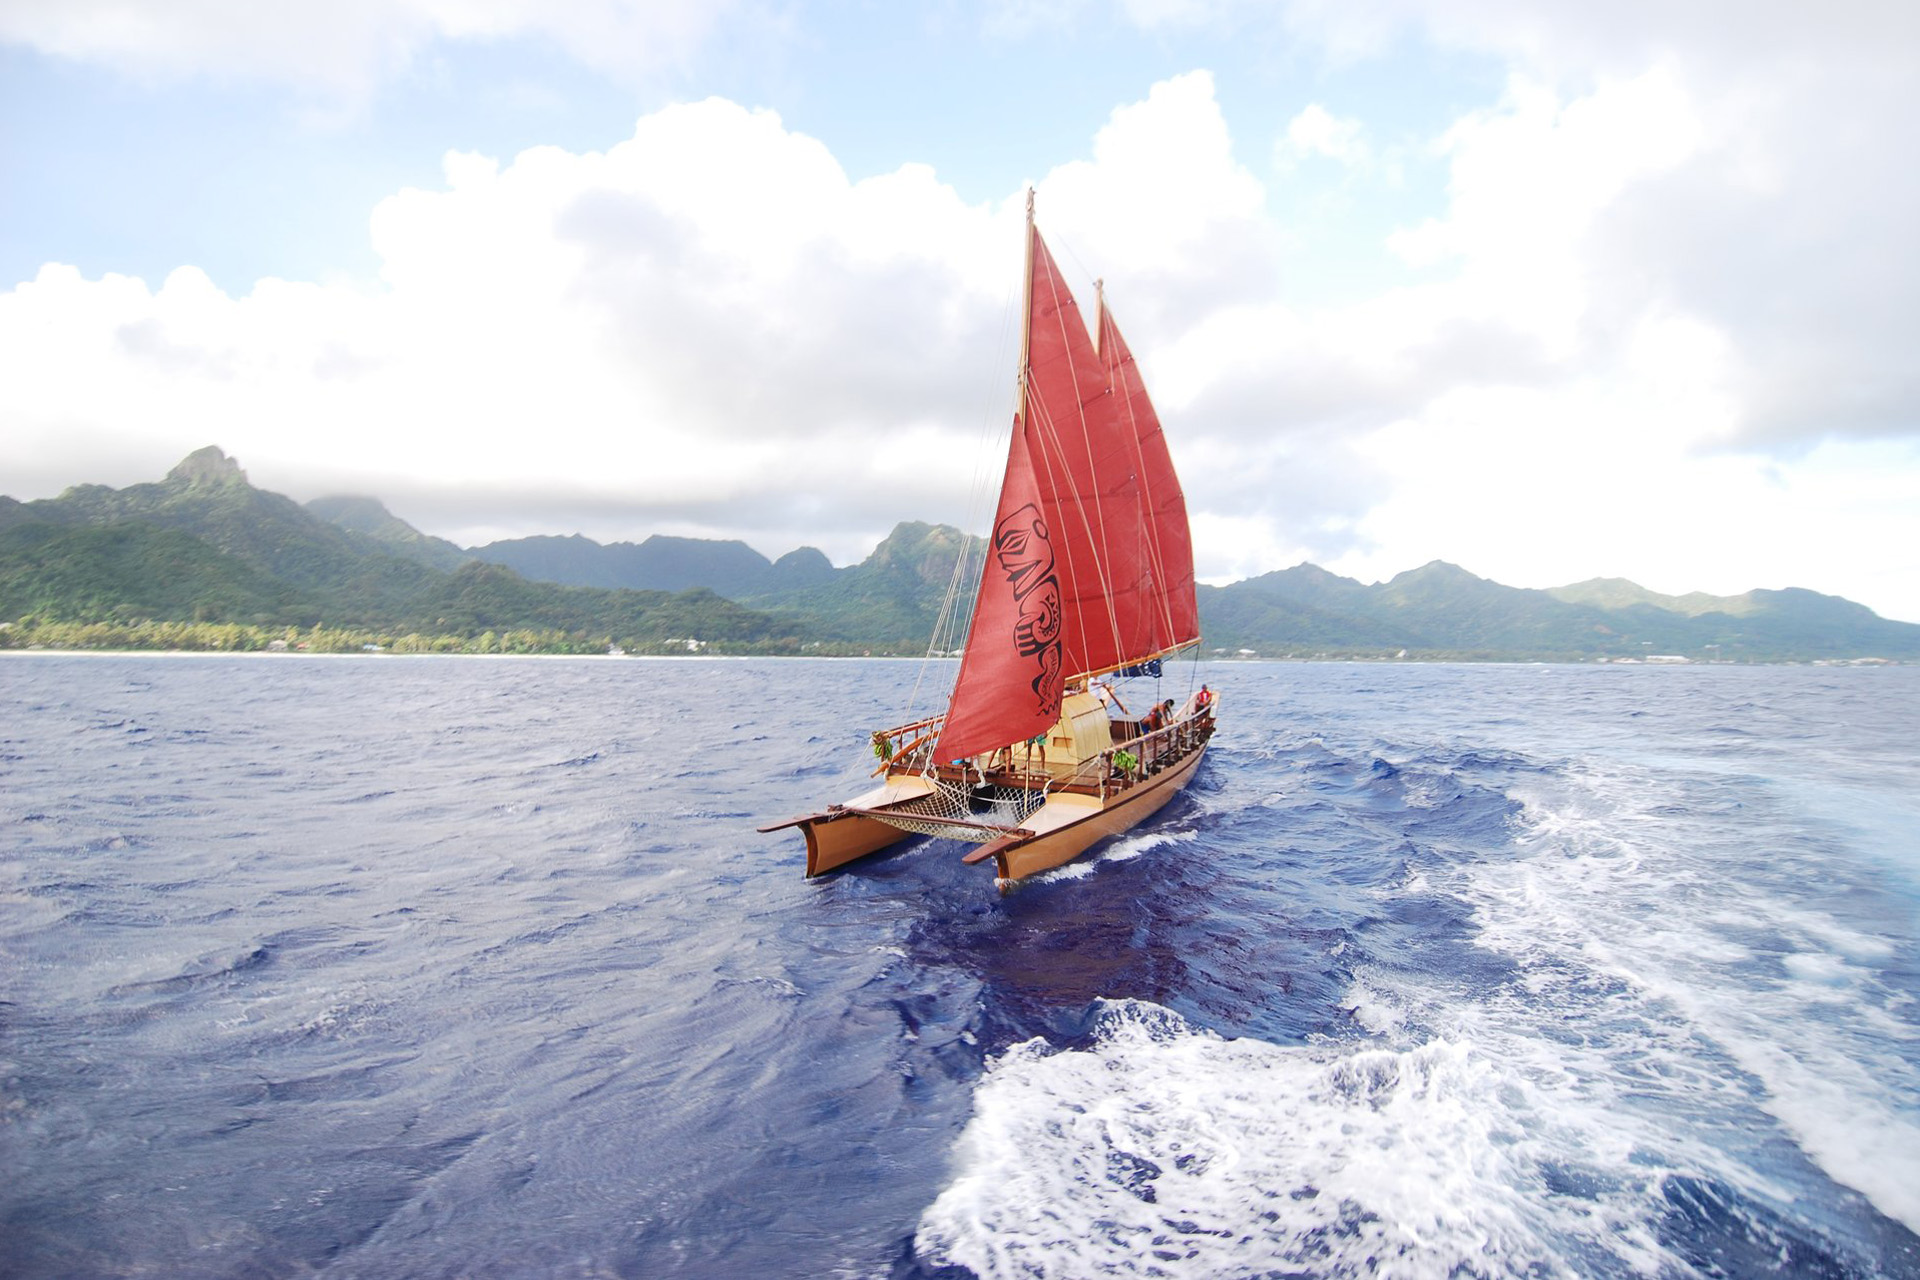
[1115,0,1223,27]
[1145,0,1918,619]
[1279,103,1370,167]
[1282,0,1920,454]
[0,0,738,99]
[1170,34,1917,617]
[3,17,1919,622]
[0,84,1273,571]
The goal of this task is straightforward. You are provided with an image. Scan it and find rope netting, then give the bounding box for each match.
[865,781,1047,844]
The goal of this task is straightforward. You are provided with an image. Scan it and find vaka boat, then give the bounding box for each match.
[760,193,1216,882]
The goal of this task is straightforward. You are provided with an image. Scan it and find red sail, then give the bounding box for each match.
[1022,226,1155,677]
[1100,299,1199,648]
[934,224,1195,762]
[933,415,1064,762]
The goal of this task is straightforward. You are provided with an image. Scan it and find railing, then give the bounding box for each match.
[869,697,1217,801]
[870,713,946,776]
[1094,705,1216,799]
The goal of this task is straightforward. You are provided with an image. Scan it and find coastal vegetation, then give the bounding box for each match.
[0,618,807,657]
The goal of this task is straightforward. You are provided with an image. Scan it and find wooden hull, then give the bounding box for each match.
[795,809,916,877]
[969,738,1208,881]
[757,775,934,877]
[762,707,1216,883]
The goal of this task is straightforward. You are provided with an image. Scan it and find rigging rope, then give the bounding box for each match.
[903,271,1021,728]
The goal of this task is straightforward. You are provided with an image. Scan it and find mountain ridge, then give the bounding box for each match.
[0,448,795,651]
[4,448,1915,661]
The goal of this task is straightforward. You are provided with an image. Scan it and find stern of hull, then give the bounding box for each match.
[799,810,916,877]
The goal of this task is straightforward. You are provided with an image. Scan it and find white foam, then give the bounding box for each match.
[1781,951,1854,986]
[1344,974,1407,1036]
[1462,760,1920,1234]
[927,735,1920,1269]
[916,1000,1675,1279]
[1030,829,1199,884]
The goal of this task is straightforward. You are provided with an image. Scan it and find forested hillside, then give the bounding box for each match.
[5,448,1916,661]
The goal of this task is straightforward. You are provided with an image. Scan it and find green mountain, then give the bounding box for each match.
[1200,561,1920,661]
[0,520,295,623]
[304,495,471,573]
[5,447,1916,661]
[468,531,835,598]
[1549,576,1744,616]
[2,447,439,625]
[740,521,984,647]
[457,519,982,648]
[0,448,796,651]
[396,563,785,645]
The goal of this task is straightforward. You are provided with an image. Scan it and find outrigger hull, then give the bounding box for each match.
[758,775,934,877]
[784,810,914,878]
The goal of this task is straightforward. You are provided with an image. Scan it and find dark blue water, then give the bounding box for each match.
[3,655,1916,1278]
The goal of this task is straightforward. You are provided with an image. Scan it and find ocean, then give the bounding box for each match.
[2,653,1916,1278]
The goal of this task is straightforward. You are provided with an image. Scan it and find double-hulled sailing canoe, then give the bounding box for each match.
[760,194,1216,882]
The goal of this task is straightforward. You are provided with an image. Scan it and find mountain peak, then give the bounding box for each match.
[306,494,476,573]
[1280,561,1362,587]
[1384,560,1485,589]
[167,446,247,489]
[306,494,392,526]
[866,522,976,586]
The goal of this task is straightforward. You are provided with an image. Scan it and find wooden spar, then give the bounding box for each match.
[1019,187,1035,423]
[870,727,936,776]
[1094,277,1104,356]
[1065,637,1206,690]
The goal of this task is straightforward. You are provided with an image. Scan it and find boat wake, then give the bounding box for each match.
[914,728,1920,1278]
[914,999,1679,1279]
[1468,758,1920,1236]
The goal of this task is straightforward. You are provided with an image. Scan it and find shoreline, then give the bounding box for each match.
[1,649,1903,668]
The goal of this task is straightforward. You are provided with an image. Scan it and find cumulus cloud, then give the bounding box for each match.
[0,0,741,99]
[0,80,1292,571]
[1288,0,1920,451]
[3,7,1918,619]
[1279,104,1370,168]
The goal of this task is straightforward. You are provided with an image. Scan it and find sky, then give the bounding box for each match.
[2,1,1917,623]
